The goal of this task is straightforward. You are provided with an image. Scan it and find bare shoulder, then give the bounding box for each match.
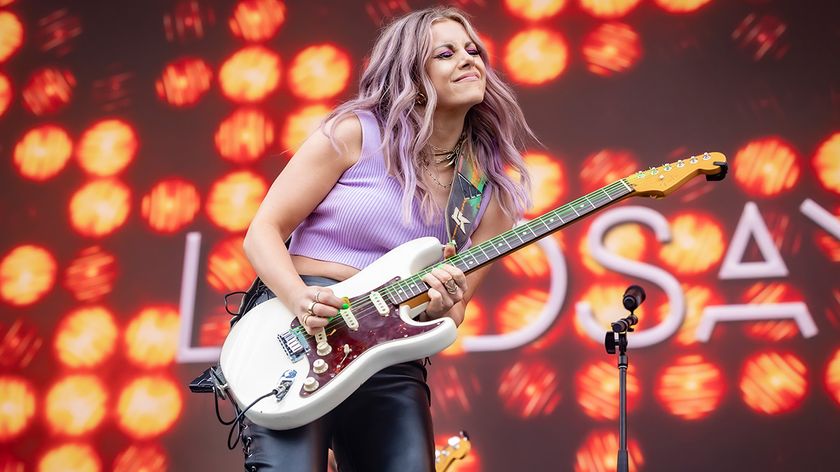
[322,112,363,167]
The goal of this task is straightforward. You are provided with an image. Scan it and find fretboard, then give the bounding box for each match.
[384,179,635,304]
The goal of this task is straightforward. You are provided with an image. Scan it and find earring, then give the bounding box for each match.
[415,91,427,106]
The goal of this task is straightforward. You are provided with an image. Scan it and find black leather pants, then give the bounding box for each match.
[240,276,435,472]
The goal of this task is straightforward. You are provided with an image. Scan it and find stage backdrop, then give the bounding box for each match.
[1,0,838,470]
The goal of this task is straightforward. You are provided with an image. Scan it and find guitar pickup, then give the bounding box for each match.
[339,297,358,330]
[278,329,309,362]
[369,291,389,316]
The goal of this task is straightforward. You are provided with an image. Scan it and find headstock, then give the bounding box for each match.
[626,152,728,198]
[435,431,471,472]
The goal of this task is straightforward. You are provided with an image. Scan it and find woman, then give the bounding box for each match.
[240,6,534,471]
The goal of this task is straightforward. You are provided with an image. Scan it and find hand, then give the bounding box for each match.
[421,244,468,319]
[296,286,344,335]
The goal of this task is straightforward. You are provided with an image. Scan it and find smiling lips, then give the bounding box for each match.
[454,73,480,82]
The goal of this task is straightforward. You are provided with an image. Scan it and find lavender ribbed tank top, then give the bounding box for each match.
[287,110,492,270]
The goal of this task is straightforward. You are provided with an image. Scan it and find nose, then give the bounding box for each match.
[459,51,476,68]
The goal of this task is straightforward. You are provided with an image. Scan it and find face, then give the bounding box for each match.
[425,19,486,112]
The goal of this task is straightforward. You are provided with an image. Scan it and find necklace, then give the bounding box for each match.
[422,161,452,189]
[430,133,466,167]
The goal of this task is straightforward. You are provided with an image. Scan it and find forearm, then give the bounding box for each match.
[242,221,306,308]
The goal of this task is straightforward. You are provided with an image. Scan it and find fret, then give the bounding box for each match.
[583,195,596,211]
[558,206,577,222]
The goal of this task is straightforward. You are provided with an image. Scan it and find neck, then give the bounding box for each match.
[430,107,468,150]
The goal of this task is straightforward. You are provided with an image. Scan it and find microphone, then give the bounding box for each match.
[611,285,646,333]
[622,285,646,312]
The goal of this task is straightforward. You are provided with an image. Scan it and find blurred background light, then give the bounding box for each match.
[0,72,10,117]
[112,444,168,472]
[655,354,725,420]
[45,375,108,436]
[280,103,331,152]
[578,0,641,19]
[654,0,712,14]
[0,376,36,441]
[205,170,267,232]
[37,443,100,472]
[658,213,725,275]
[504,0,567,21]
[0,11,23,63]
[813,132,840,194]
[0,318,43,369]
[518,151,566,218]
[214,107,275,163]
[733,137,800,196]
[155,57,213,108]
[579,222,646,275]
[288,44,351,100]
[13,125,74,181]
[229,0,286,42]
[76,119,138,177]
[574,429,643,472]
[498,359,562,418]
[124,306,180,369]
[68,179,132,237]
[206,235,256,293]
[54,306,118,368]
[141,178,201,233]
[0,245,57,307]
[504,28,568,85]
[116,376,183,439]
[63,246,118,302]
[576,359,640,420]
[22,67,76,116]
[582,22,642,76]
[740,351,807,415]
[218,45,281,103]
[826,348,840,407]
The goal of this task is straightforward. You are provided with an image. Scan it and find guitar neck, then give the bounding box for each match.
[387,178,635,304]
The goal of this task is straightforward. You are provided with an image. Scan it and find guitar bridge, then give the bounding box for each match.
[277,329,309,362]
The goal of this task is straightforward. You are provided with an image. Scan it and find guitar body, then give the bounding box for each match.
[219,237,457,430]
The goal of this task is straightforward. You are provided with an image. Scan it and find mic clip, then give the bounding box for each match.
[610,313,638,333]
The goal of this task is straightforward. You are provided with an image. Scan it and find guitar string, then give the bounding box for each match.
[289,180,630,342]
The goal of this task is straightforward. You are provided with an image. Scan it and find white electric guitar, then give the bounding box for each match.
[219,153,728,430]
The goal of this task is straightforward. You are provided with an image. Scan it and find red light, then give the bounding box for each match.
[214,107,276,163]
[163,0,217,42]
[219,45,282,103]
[113,444,168,472]
[504,28,568,85]
[498,360,562,418]
[741,282,802,341]
[496,289,550,335]
[658,212,726,275]
[54,306,118,369]
[22,67,76,116]
[141,178,201,233]
[740,351,807,415]
[35,8,82,55]
[0,11,24,63]
[504,0,567,20]
[656,355,725,420]
[281,103,331,152]
[0,318,43,369]
[37,443,100,472]
[206,170,268,232]
[576,359,640,420]
[230,0,286,42]
[654,0,712,13]
[64,246,118,301]
[813,132,840,194]
[207,236,256,293]
[733,137,800,196]
[578,0,641,19]
[574,429,644,472]
[827,348,840,408]
[13,125,74,181]
[68,179,132,237]
[580,149,638,193]
[0,244,57,306]
[288,44,352,100]
[582,22,642,77]
[519,151,566,217]
[733,13,789,61]
[76,119,138,177]
[155,57,213,107]
[0,73,11,117]
[117,376,183,439]
[0,375,36,441]
[45,375,108,436]
[124,306,180,369]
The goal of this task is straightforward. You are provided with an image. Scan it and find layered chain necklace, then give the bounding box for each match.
[422,133,466,190]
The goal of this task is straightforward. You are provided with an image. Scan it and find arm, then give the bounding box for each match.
[242,115,361,332]
[423,192,515,327]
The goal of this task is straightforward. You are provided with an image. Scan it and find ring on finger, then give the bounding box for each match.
[302,313,312,326]
[307,300,318,315]
[315,290,321,303]
[444,279,457,294]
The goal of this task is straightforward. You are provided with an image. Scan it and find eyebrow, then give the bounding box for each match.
[432,40,476,50]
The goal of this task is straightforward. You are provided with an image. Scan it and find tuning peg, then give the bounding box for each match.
[689,156,698,164]
[702,152,712,160]
[676,159,685,168]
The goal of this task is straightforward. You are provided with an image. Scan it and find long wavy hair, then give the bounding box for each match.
[324,6,534,224]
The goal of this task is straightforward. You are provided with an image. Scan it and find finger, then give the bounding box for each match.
[439,264,466,287]
[315,287,345,310]
[443,243,457,259]
[302,313,329,333]
[423,272,447,294]
[430,267,453,285]
[312,301,340,318]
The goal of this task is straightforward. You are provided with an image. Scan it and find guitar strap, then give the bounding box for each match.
[444,149,487,251]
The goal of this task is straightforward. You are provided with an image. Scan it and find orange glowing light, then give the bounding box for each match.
[654,0,712,14]
[741,282,802,341]
[813,132,840,194]
[579,149,638,193]
[504,0,567,20]
[0,376,36,441]
[22,67,76,115]
[656,355,724,420]
[230,0,286,42]
[199,310,232,347]
[215,107,276,163]
[520,152,566,217]
[498,360,562,418]
[38,443,100,472]
[117,376,183,439]
[740,351,807,415]
[68,178,132,237]
[45,375,108,436]
[574,283,648,342]
[141,178,201,233]
[504,28,568,85]
[575,429,644,472]
[827,348,840,407]
[733,137,800,197]
[0,11,24,64]
[501,238,554,278]
[219,45,282,103]
[281,103,331,152]
[0,318,42,369]
[288,44,352,100]
[124,306,180,369]
[496,289,551,335]
[582,22,642,76]
[669,284,722,346]
[441,298,487,357]
[13,125,73,181]
[0,244,57,306]
[64,246,118,301]
[207,236,256,293]
[112,444,168,472]
[76,119,138,177]
[155,57,213,108]
[658,212,725,275]
[578,0,641,19]
[0,73,12,117]
[206,170,267,232]
[579,222,646,275]
[576,359,640,420]
[54,306,118,368]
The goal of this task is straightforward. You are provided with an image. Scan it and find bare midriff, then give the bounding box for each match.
[291,255,360,283]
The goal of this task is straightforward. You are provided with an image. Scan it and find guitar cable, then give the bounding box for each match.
[213,385,279,450]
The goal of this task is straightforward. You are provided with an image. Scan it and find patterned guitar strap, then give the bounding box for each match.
[445,151,487,251]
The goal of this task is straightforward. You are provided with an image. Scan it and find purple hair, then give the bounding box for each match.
[324,6,534,223]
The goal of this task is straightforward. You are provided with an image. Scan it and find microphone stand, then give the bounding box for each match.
[604,311,634,472]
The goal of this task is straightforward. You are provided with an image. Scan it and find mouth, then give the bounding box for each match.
[454,73,480,83]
